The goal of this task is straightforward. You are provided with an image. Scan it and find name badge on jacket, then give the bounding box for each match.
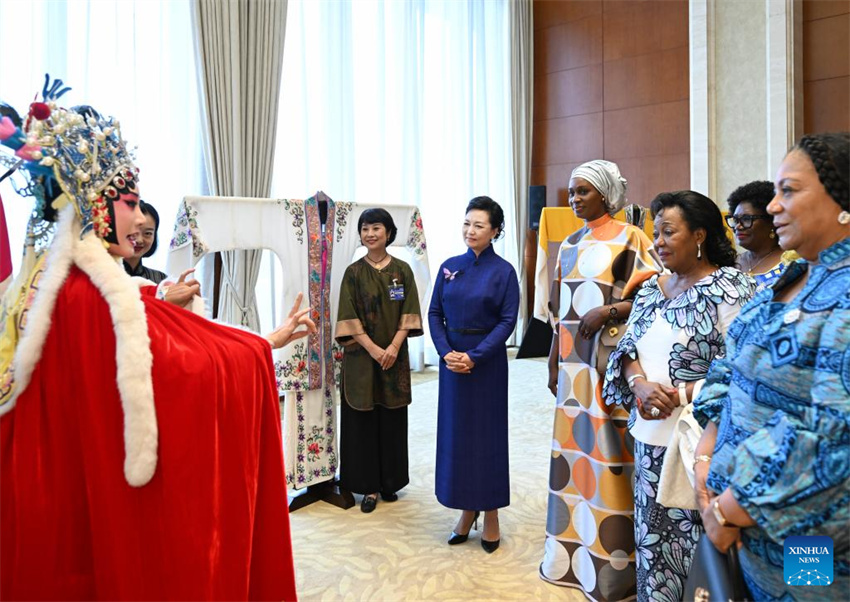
[389,279,405,301]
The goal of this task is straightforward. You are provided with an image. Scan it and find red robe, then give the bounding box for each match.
[1,267,297,601]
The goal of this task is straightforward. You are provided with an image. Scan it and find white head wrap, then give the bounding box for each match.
[570,160,628,215]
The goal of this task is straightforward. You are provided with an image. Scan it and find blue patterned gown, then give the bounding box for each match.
[603,267,756,602]
[694,238,850,601]
[429,245,519,510]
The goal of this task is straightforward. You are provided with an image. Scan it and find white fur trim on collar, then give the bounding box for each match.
[5,206,158,487]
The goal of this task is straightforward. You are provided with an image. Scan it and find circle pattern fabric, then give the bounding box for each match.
[540,217,660,602]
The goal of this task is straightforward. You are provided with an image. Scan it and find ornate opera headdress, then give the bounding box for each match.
[0,74,139,244]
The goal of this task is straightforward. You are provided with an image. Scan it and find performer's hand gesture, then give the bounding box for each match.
[163,268,202,307]
[266,292,317,350]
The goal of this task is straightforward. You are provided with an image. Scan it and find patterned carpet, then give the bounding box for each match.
[288,356,586,602]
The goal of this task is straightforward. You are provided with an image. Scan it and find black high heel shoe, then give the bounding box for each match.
[481,537,500,553]
[447,511,480,545]
[481,514,500,553]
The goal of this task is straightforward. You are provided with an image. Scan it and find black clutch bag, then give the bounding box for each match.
[684,535,749,602]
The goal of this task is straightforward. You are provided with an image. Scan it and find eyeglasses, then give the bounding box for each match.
[724,214,771,230]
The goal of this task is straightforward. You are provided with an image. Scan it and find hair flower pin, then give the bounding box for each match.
[443,267,462,281]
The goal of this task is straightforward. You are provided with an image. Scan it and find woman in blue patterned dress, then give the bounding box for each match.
[693,132,850,601]
[429,196,519,553]
[602,191,756,602]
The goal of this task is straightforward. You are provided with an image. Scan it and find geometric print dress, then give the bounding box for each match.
[540,214,660,602]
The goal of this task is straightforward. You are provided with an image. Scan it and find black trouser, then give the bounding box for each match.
[338,398,409,495]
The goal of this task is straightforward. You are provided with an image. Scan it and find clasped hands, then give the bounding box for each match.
[368,342,400,371]
[443,351,474,374]
[632,378,678,420]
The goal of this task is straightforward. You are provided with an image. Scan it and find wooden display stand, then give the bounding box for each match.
[288,479,355,512]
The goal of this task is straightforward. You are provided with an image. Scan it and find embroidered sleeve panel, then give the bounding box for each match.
[335,318,365,340]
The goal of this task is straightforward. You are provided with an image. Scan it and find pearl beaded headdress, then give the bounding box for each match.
[0,75,138,241]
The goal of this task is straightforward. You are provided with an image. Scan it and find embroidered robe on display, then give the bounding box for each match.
[167,194,430,489]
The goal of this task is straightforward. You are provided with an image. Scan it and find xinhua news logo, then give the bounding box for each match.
[784,535,833,586]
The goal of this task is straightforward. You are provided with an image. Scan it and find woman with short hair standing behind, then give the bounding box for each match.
[726,180,794,290]
[429,196,519,553]
[603,190,755,602]
[123,200,167,284]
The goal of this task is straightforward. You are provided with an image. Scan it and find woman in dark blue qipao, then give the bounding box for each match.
[428,196,519,554]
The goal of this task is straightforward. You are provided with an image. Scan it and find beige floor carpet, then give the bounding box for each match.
[287,355,585,602]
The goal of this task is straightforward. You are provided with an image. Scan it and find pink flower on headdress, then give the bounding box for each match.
[0,117,16,141]
[15,143,41,161]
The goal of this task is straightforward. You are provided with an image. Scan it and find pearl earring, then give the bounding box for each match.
[697,242,702,260]
[839,211,850,225]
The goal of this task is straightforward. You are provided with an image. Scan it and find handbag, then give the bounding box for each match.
[657,403,703,510]
[596,320,626,376]
[684,535,749,602]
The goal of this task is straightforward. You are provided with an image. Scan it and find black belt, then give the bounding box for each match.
[449,328,488,335]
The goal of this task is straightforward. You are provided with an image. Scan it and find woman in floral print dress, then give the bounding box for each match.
[603,190,755,602]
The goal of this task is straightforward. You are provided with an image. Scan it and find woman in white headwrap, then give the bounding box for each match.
[539,160,662,601]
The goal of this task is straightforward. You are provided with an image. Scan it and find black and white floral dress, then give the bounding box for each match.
[602,267,755,602]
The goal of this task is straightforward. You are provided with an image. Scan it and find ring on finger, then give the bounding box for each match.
[650,406,661,418]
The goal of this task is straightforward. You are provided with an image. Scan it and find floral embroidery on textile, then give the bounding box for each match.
[305,425,325,461]
[304,196,337,391]
[305,197,323,390]
[284,387,338,487]
[332,341,343,387]
[274,341,309,392]
[406,208,427,258]
[333,201,353,242]
[169,199,208,260]
[284,199,306,244]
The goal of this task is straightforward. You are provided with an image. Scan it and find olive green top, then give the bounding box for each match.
[335,256,423,410]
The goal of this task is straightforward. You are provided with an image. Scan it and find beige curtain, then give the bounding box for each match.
[509,0,534,339]
[191,0,287,330]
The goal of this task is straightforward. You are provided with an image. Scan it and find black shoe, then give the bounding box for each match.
[380,491,398,502]
[481,538,500,553]
[447,511,480,545]
[360,495,378,513]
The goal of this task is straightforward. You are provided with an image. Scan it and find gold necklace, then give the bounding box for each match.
[748,248,781,274]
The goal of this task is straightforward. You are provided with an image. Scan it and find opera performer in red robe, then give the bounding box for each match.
[0,85,308,600]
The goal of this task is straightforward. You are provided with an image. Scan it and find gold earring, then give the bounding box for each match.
[769,231,776,239]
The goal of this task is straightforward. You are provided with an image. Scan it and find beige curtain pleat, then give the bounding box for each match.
[509,0,534,340]
[191,0,288,330]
